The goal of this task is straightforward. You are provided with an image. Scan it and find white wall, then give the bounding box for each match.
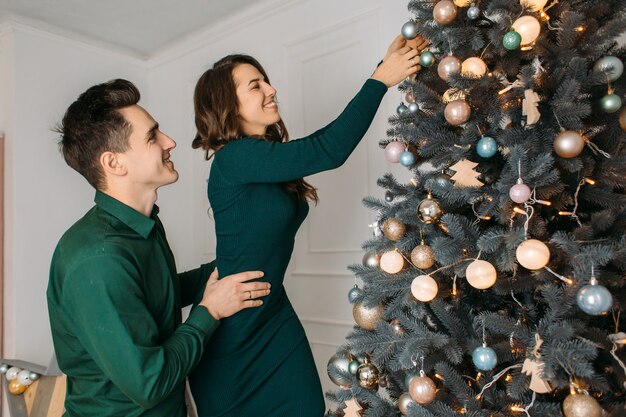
[0,22,147,367]
[1,0,414,406]
[147,0,413,398]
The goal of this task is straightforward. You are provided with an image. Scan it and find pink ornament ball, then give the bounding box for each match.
[509,183,532,203]
[385,141,406,163]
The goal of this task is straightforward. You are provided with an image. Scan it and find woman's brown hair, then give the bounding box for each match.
[193,54,318,204]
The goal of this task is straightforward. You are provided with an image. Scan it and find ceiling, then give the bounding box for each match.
[0,0,262,57]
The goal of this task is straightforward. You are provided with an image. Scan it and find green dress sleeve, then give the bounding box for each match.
[178,261,215,307]
[214,78,387,185]
[63,255,218,409]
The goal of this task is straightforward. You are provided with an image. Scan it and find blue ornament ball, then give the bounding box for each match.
[577,284,613,315]
[400,151,415,167]
[405,372,418,389]
[600,94,622,113]
[472,345,498,371]
[407,102,419,114]
[397,103,409,115]
[593,56,624,82]
[401,20,418,40]
[476,136,498,158]
[348,285,363,304]
[502,31,522,50]
[348,359,360,375]
[419,51,435,67]
[434,173,451,188]
[467,4,480,20]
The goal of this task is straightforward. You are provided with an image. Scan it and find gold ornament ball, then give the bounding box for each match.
[411,275,439,302]
[357,361,380,389]
[362,251,381,268]
[516,239,550,270]
[8,380,27,395]
[327,353,355,388]
[433,0,458,25]
[461,57,488,78]
[418,197,443,224]
[391,319,406,336]
[563,393,603,417]
[444,100,472,125]
[453,0,472,5]
[466,259,497,289]
[411,244,436,269]
[353,302,384,331]
[398,392,416,416]
[620,107,626,131]
[380,251,405,274]
[553,130,585,158]
[409,375,437,404]
[383,218,406,241]
[512,15,541,45]
[438,56,462,81]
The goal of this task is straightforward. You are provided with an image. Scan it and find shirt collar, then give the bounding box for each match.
[94,190,159,239]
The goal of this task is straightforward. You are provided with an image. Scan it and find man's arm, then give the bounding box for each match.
[178,261,215,307]
[64,254,214,409]
[63,256,269,409]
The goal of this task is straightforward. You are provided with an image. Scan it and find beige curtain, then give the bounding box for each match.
[0,135,4,358]
[0,135,4,410]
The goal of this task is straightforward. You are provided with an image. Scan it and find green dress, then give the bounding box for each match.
[189,78,387,416]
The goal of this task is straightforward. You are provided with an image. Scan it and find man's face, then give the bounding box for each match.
[116,105,179,190]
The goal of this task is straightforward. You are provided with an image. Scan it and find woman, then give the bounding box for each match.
[190,35,427,416]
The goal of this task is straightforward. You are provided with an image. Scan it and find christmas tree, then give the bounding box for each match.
[326,1,625,416]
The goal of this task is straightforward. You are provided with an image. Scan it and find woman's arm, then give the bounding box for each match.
[215,78,387,185]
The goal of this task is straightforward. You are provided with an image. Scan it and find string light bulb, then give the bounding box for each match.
[534,199,552,206]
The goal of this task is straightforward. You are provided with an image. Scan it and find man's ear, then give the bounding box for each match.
[100,151,127,177]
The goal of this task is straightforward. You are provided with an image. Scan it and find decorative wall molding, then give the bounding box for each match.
[300,316,353,327]
[0,15,146,63]
[147,0,306,68]
[282,8,380,49]
[290,270,354,278]
[283,9,381,256]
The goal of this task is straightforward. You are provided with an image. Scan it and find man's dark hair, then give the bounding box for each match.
[57,79,140,189]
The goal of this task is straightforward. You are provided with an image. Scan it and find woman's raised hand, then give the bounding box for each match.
[372,34,429,88]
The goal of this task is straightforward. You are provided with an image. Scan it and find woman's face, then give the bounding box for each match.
[233,63,280,137]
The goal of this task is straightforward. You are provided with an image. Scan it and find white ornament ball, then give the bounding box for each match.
[466,260,497,289]
[516,239,550,270]
[5,367,21,381]
[380,251,405,274]
[512,16,541,45]
[411,275,439,302]
[17,370,34,386]
[461,57,488,78]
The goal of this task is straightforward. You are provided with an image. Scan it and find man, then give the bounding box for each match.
[47,79,269,416]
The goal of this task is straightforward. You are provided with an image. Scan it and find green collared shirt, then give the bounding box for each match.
[47,191,218,417]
